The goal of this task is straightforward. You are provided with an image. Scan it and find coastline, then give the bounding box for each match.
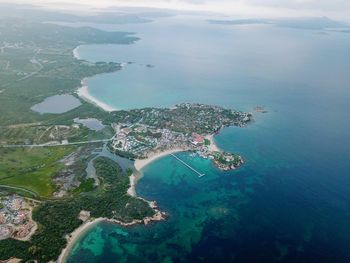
[72,47,117,113]
[135,148,186,171]
[77,80,117,112]
[128,136,220,197]
[72,46,81,60]
[205,134,220,152]
[128,148,186,197]
[57,208,166,263]
[57,149,183,263]
[57,135,221,262]
[58,47,173,263]
[57,217,104,263]
[60,45,224,262]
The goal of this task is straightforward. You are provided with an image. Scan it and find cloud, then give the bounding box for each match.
[176,0,350,19]
[1,0,349,21]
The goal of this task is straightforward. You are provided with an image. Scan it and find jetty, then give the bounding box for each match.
[170,153,205,177]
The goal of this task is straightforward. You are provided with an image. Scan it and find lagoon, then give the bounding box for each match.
[74,118,105,131]
[31,94,81,114]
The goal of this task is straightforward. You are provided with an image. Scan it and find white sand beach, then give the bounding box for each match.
[57,217,104,263]
[58,209,166,263]
[127,173,138,197]
[127,148,186,197]
[77,80,117,112]
[73,46,116,112]
[134,148,186,171]
[72,46,81,60]
[205,134,220,152]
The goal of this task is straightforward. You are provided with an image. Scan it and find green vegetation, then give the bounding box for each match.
[0,147,77,197]
[0,16,156,262]
[72,178,95,194]
[0,12,134,202]
[0,185,39,199]
[105,103,251,134]
[0,125,49,145]
[111,148,138,160]
[0,18,138,126]
[212,151,244,170]
[0,157,154,262]
[0,123,114,145]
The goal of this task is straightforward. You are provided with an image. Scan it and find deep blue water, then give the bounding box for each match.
[66,15,350,263]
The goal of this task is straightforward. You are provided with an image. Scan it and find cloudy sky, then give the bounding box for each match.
[2,0,350,21]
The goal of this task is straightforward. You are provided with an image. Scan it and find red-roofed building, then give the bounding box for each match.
[191,133,205,146]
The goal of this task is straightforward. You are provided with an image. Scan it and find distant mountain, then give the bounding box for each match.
[208,17,349,30]
[0,3,152,24]
[208,18,272,26]
[276,17,348,29]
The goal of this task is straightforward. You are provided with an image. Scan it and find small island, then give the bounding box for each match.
[254,106,268,113]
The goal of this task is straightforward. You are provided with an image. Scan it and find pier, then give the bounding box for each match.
[170,153,205,177]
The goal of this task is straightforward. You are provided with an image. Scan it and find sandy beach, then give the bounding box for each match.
[72,46,81,60]
[73,46,117,112]
[55,95,221,263]
[57,149,183,263]
[77,80,117,112]
[134,148,186,171]
[58,46,177,263]
[205,134,220,152]
[127,148,186,197]
[58,209,166,263]
[127,173,138,197]
[57,217,105,263]
[56,139,222,262]
[128,138,219,197]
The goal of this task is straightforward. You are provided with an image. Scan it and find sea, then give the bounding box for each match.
[64,15,350,262]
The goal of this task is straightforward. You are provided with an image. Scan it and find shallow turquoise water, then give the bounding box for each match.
[67,16,350,262]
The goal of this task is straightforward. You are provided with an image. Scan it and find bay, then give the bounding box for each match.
[66,15,350,263]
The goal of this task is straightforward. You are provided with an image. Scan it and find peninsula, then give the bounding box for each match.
[108,103,251,171]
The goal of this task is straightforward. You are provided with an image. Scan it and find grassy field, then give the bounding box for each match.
[0,122,115,145]
[0,146,77,197]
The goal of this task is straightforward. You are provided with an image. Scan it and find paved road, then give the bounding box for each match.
[0,184,38,197]
[0,138,112,148]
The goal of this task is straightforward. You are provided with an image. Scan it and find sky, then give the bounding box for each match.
[1,0,350,21]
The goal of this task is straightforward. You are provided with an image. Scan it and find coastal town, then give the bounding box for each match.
[111,124,245,171]
[109,103,251,170]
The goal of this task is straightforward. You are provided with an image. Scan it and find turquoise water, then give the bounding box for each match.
[67,16,350,262]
